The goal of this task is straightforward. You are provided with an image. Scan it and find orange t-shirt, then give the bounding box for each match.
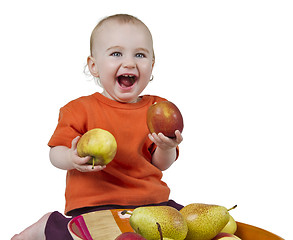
[48,93,175,215]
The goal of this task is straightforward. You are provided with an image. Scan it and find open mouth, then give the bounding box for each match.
[117,74,137,88]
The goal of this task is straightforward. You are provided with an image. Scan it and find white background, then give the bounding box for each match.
[1,0,292,239]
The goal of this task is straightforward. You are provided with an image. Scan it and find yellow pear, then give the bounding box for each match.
[180,203,231,240]
[77,128,117,168]
[127,206,188,240]
[221,214,237,234]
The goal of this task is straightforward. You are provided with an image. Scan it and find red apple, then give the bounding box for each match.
[147,101,184,138]
[212,232,242,240]
[115,232,147,240]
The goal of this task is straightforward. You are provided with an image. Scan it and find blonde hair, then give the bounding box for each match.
[89,14,155,60]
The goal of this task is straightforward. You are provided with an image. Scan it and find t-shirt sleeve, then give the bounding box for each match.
[48,106,84,148]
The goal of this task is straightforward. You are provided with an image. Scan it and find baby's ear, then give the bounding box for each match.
[152,57,155,69]
[87,56,99,77]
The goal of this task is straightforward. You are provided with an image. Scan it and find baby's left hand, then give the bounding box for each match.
[148,130,183,150]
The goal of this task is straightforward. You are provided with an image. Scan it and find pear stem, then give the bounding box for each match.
[121,210,133,216]
[156,222,163,240]
[228,205,237,211]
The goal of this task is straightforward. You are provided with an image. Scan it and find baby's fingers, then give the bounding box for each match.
[157,132,173,143]
[148,132,174,149]
[76,164,106,172]
[73,155,106,172]
[174,130,183,144]
[148,132,163,143]
[73,155,92,165]
[148,133,155,142]
[71,136,80,151]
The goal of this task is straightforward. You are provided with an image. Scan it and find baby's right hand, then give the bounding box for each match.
[69,136,106,172]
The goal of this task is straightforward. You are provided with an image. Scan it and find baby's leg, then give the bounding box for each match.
[11,212,51,240]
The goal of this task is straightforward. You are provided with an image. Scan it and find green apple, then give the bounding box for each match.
[77,128,117,168]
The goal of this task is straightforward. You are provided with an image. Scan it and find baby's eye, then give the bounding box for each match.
[135,53,145,58]
[111,52,122,57]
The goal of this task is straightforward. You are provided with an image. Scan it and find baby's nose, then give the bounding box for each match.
[122,57,136,68]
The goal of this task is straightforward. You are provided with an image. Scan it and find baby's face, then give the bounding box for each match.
[91,20,154,103]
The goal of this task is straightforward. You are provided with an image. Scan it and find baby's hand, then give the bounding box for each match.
[69,136,106,172]
[148,130,183,150]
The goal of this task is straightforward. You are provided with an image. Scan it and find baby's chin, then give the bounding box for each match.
[112,84,142,103]
[106,90,140,103]
[115,95,140,103]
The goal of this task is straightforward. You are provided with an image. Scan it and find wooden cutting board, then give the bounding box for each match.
[68,209,134,240]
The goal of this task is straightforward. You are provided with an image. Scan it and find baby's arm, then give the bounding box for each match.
[49,136,106,172]
[149,130,183,171]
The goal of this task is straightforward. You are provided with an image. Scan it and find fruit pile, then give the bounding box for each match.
[116,203,240,240]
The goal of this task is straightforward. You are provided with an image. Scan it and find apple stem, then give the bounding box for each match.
[156,222,163,240]
[228,205,237,211]
[121,210,133,216]
[92,158,95,169]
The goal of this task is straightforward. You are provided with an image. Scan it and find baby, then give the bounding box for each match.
[12,14,183,240]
